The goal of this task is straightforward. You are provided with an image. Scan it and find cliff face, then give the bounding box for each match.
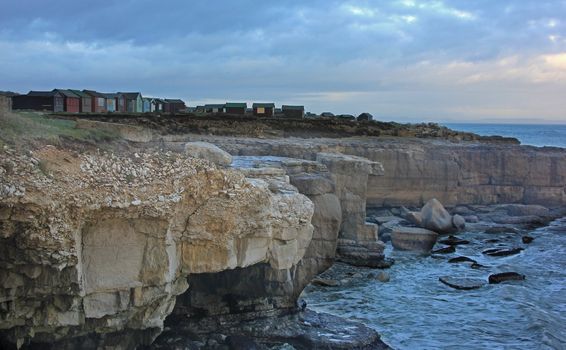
[0,146,314,348]
[181,136,566,208]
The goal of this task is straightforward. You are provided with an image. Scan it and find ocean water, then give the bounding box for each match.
[302,218,566,349]
[443,123,566,148]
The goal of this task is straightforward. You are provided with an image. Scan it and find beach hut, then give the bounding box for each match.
[83,90,107,113]
[12,91,65,112]
[357,113,373,121]
[53,89,80,113]
[163,99,186,113]
[103,93,119,112]
[224,102,247,115]
[68,89,92,113]
[281,105,305,119]
[118,92,143,113]
[204,104,225,113]
[252,103,275,117]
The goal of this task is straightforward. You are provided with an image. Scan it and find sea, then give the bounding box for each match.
[301,124,566,349]
[443,123,566,148]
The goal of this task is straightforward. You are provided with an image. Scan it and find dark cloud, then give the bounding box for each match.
[1,0,565,122]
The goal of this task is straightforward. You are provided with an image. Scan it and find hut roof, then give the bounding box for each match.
[282,105,305,111]
[164,99,185,104]
[83,90,106,98]
[68,89,90,98]
[53,89,80,98]
[252,103,275,108]
[119,92,142,99]
[225,102,247,108]
[27,91,58,97]
[204,104,225,108]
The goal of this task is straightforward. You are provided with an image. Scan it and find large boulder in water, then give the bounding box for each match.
[184,142,233,166]
[391,227,438,253]
[420,198,462,234]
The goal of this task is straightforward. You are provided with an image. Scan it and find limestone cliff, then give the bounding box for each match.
[181,136,566,207]
[0,146,314,348]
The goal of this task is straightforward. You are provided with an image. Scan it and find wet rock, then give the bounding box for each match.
[488,272,526,284]
[498,204,550,217]
[432,245,456,254]
[452,214,466,231]
[485,226,520,234]
[439,235,470,246]
[491,215,546,226]
[470,263,488,269]
[420,198,458,234]
[485,239,500,243]
[439,276,486,290]
[464,215,479,223]
[452,205,475,216]
[391,227,438,253]
[311,278,340,287]
[522,236,534,244]
[448,256,477,264]
[483,247,524,257]
[225,335,263,350]
[376,271,390,283]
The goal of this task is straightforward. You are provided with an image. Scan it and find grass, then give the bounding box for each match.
[0,111,119,146]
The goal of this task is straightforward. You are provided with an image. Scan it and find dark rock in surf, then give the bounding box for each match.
[488,272,526,284]
[483,248,523,257]
[448,256,477,264]
[439,276,486,290]
[439,235,470,246]
[522,236,534,244]
[432,245,456,254]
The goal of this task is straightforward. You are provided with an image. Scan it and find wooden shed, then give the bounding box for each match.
[225,102,247,115]
[53,89,80,113]
[142,97,152,113]
[102,93,119,112]
[163,99,186,113]
[83,90,107,113]
[204,104,225,113]
[252,103,275,117]
[119,92,143,113]
[357,113,373,121]
[12,91,65,112]
[68,89,92,113]
[281,105,305,119]
[152,98,165,112]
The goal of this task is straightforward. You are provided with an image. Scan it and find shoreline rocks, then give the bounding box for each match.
[391,227,438,253]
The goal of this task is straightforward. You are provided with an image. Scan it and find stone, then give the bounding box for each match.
[488,272,526,284]
[439,276,486,290]
[452,214,466,231]
[420,198,458,234]
[375,271,390,282]
[431,245,456,254]
[499,204,550,217]
[184,141,233,166]
[311,278,340,287]
[485,226,520,234]
[483,248,523,257]
[522,236,534,244]
[470,263,487,269]
[438,235,470,246]
[448,256,476,264]
[391,227,438,253]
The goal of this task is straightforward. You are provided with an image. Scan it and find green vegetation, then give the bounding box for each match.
[0,111,119,146]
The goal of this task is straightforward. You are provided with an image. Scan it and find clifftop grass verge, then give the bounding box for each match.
[0,111,119,148]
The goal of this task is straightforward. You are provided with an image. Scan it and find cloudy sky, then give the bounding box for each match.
[1,0,565,123]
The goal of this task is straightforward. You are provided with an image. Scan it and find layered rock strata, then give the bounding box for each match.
[177,136,566,207]
[0,146,314,349]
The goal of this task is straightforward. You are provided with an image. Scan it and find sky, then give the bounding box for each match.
[1,0,565,123]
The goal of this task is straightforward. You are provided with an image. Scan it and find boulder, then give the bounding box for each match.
[311,278,341,287]
[439,235,470,246]
[420,198,458,234]
[439,276,486,290]
[448,256,476,264]
[452,214,466,231]
[522,236,534,244]
[482,247,523,257]
[499,204,550,217]
[391,227,438,253]
[375,271,390,283]
[431,245,456,254]
[488,272,525,284]
[184,141,233,166]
